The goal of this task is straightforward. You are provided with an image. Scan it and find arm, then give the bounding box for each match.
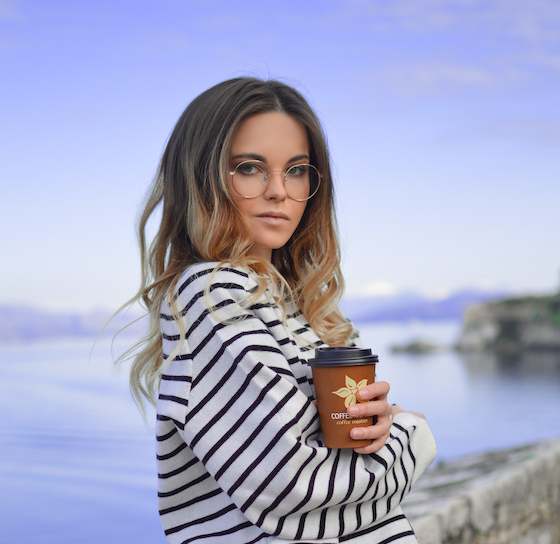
[160,265,437,540]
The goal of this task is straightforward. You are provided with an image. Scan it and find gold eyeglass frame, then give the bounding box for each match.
[228,159,322,201]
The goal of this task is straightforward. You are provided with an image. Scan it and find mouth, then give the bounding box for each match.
[258,212,289,220]
[257,212,290,226]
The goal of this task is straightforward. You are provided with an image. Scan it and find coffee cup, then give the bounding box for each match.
[309,346,379,448]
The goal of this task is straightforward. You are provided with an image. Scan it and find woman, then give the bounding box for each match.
[128,78,437,543]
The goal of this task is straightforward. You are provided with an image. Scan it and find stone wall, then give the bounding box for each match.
[402,439,560,544]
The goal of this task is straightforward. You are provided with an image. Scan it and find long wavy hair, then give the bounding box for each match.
[126,77,354,413]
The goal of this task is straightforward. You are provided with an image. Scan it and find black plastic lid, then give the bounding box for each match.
[308,346,379,367]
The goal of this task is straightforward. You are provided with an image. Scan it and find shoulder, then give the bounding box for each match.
[170,262,266,309]
[161,262,264,322]
[174,262,256,296]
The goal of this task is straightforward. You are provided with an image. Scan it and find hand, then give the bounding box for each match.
[391,404,426,420]
[346,381,392,454]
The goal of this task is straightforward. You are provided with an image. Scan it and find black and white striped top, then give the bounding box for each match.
[156,263,437,544]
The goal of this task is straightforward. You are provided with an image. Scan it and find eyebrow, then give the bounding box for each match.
[230,153,310,163]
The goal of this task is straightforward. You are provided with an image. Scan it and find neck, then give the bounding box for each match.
[246,245,272,262]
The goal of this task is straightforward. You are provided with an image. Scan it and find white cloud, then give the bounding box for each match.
[371,61,500,96]
[423,287,452,300]
[478,116,560,144]
[323,0,560,99]
[530,53,560,71]
[0,0,23,22]
[350,280,400,297]
[330,0,560,44]
[471,278,502,292]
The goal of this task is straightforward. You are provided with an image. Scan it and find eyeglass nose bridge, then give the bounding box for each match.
[262,168,289,183]
[255,170,285,197]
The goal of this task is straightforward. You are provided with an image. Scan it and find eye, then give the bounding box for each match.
[236,161,267,176]
[286,164,308,177]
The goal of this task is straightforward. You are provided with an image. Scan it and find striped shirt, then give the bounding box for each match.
[156,263,437,544]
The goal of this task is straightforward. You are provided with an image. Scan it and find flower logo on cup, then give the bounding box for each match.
[332,376,368,408]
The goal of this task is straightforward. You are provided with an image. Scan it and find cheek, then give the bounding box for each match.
[294,202,308,226]
[233,195,253,220]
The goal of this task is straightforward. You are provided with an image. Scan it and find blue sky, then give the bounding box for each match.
[1,0,559,311]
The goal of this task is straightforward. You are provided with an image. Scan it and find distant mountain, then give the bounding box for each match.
[340,289,510,323]
[1,288,509,342]
[0,305,147,343]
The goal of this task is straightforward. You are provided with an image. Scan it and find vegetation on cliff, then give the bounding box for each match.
[456,293,560,352]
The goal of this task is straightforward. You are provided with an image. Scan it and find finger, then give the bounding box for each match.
[354,431,392,454]
[347,399,391,418]
[356,380,390,402]
[350,416,392,442]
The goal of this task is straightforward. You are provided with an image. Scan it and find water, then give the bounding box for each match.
[0,337,166,544]
[357,321,560,460]
[1,321,559,543]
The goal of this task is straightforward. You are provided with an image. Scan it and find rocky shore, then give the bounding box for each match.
[402,439,560,544]
[456,293,560,352]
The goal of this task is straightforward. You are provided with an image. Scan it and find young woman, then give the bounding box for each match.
[129,78,437,544]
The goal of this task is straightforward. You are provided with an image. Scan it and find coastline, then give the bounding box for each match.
[403,438,560,544]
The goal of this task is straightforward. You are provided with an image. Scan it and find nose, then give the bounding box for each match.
[263,170,287,201]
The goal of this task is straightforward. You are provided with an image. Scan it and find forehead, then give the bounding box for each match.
[230,112,309,158]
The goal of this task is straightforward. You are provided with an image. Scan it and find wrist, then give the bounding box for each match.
[391,404,405,418]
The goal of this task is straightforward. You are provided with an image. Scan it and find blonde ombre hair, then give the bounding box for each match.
[127,78,354,413]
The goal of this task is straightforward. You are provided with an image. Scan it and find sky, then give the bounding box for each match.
[1,0,559,312]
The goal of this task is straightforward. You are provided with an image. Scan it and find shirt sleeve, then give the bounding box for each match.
[157,264,437,541]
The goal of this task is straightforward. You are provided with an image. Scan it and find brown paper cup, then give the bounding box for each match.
[309,347,379,449]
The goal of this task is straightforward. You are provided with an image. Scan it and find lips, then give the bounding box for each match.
[257,212,289,226]
[258,212,289,220]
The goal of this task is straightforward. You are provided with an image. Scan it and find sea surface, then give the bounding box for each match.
[1,320,559,543]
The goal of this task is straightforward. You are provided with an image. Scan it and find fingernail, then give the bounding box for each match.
[347,406,359,416]
[352,429,364,438]
[358,389,368,400]
[354,447,364,453]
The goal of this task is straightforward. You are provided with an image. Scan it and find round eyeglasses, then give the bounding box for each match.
[229,160,321,201]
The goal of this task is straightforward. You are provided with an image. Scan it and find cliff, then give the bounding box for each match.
[456,293,560,352]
